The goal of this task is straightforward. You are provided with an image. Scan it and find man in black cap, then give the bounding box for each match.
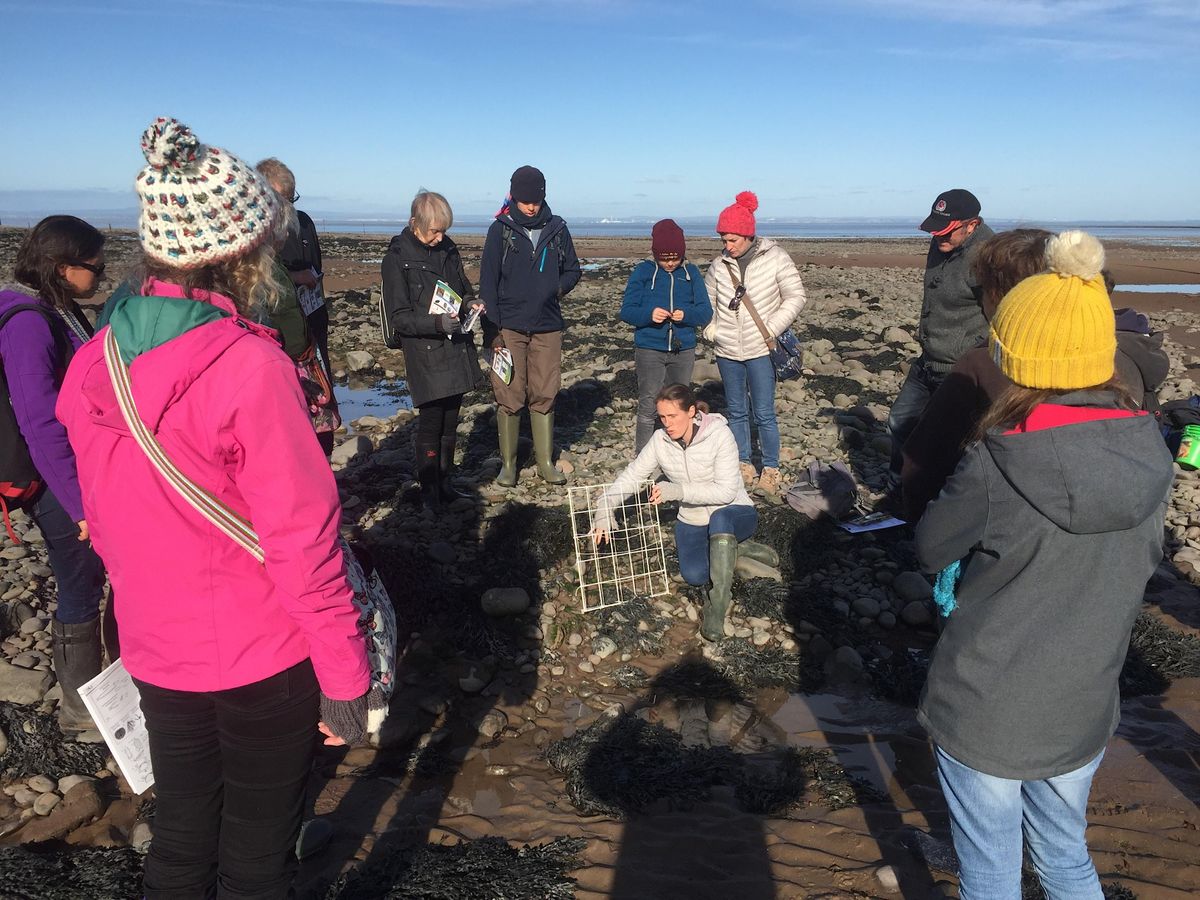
[885,188,994,498]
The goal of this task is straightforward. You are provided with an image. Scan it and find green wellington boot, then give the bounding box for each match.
[701,534,739,641]
[496,411,520,487]
[737,540,780,568]
[530,411,567,485]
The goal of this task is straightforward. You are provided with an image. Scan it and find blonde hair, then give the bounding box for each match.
[137,242,283,318]
[410,190,453,233]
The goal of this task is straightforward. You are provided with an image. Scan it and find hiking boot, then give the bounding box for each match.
[757,467,782,495]
[531,411,567,485]
[52,617,102,737]
[740,462,757,489]
[496,411,520,487]
[737,540,779,568]
[415,437,441,510]
[439,437,471,503]
[701,534,738,642]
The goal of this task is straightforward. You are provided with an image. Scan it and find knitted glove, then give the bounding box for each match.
[319,691,369,747]
[655,481,683,502]
[434,313,458,334]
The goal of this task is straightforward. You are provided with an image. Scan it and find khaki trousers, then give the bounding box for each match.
[491,329,562,415]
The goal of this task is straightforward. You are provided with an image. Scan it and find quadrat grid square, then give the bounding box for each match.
[568,481,671,612]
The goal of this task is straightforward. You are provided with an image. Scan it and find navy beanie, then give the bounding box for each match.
[510,165,546,204]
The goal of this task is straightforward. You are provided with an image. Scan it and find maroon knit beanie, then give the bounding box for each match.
[716,191,758,236]
[651,219,686,260]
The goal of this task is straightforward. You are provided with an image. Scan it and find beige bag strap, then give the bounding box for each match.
[102,328,265,563]
[722,259,773,349]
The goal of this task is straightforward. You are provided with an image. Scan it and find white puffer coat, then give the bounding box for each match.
[703,238,807,361]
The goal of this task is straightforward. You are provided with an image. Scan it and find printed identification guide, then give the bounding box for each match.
[78,660,155,795]
[428,280,464,317]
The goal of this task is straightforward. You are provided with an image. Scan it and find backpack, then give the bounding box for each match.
[0,303,74,542]
[784,461,859,521]
[500,223,565,272]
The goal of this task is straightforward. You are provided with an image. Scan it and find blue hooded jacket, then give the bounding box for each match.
[620,260,712,352]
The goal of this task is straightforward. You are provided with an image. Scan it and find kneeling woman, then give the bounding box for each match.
[590,383,777,640]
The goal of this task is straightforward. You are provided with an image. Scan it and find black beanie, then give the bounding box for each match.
[510,165,546,204]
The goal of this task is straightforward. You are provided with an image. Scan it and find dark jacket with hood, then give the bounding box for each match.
[380,228,480,408]
[478,208,581,334]
[915,392,1172,780]
[918,222,995,371]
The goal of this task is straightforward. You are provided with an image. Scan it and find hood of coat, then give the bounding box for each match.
[85,281,283,432]
[681,411,728,447]
[495,212,566,249]
[984,391,1172,535]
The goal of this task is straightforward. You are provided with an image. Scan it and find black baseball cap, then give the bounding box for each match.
[920,188,981,234]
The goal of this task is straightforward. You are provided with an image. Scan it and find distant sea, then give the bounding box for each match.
[3,213,1198,244]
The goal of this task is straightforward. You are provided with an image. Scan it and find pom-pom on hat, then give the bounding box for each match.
[988,230,1116,390]
[509,165,546,204]
[716,191,758,237]
[651,218,686,260]
[136,117,280,270]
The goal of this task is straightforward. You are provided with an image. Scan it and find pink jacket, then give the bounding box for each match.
[56,281,369,699]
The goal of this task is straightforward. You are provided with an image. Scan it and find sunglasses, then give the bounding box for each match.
[72,261,106,277]
[729,284,746,311]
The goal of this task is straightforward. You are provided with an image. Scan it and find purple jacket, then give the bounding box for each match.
[0,288,87,521]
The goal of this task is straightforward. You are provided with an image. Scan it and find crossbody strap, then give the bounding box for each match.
[722,260,773,349]
[102,328,265,563]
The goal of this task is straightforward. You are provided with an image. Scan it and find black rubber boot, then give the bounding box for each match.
[439,437,471,503]
[52,616,102,737]
[415,438,442,510]
[701,534,738,642]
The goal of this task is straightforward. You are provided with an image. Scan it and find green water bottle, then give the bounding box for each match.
[1177,424,1200,470]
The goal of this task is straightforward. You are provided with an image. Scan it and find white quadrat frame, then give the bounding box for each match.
[568,480,671,612]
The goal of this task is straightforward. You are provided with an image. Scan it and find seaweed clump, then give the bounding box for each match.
[1120,613,1200,698]
[0,704,109,780]
[325,836,586,900]
[593,597,670,656]
[545,714,878,819]
[0,847,143,899]
[713,637,822,693]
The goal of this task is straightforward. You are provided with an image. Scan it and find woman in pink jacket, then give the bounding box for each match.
[57,118,370,900]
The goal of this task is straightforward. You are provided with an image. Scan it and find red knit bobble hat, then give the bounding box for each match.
[651,219,686,260]
[716,191,758,236]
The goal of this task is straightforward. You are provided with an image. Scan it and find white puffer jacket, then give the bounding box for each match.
[593,412,752,529]
[704,238,807,361]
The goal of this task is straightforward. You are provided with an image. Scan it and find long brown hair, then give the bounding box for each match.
[655,382,709,414]
[13,215,105,309]
[972,377,1137,442]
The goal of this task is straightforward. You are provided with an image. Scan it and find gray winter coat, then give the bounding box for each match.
[915,392,1172,780]
[917,222,994,370]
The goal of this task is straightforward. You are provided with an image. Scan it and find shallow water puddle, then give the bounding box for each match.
[1117,283,1200,294]
[336,378,412,428]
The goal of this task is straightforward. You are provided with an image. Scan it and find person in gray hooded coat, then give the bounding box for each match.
[915,232,1173,900]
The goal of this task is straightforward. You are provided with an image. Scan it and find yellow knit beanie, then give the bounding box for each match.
[988,230,1116,390]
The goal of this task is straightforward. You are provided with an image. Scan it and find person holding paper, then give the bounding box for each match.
[479,165,582,487]
[380,190,481,509]
[57,118,370,900]
[589,383,776,641]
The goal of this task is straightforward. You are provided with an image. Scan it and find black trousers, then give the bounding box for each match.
[416,394,463,443]
[135,660,319,899]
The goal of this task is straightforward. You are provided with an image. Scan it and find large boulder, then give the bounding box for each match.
[481,587,531,617]
[344,350,376,373]
[0,659,53,705]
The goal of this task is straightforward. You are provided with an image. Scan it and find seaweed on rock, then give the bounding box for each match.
[593,597,670,656]
[0,704,109,780]
[713,637,823,692]
[324,836,586,900]
[1120,612,1200,698]
[0,847,144,899]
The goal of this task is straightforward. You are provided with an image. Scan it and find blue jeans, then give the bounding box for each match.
[887,356,946,488]
[676,504,758,585]
[716,355,779,469]
[30,487,105,625]
[935,745,1105,900]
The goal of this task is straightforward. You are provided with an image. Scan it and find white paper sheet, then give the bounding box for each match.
[78,660,155,795]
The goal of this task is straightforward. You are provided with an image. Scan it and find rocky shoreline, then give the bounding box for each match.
[1,229,1198,898]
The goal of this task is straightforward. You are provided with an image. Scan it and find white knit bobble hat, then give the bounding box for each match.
[136,117,280,270]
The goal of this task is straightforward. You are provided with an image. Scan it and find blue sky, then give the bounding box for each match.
[1,0,1197,223]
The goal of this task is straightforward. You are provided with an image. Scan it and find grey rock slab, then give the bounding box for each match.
[733,557,783,582]
[344,350,376,372]
[900,600,933,627]
[0,657,53,704]
[893,571,933,602]
[480,587,531,617]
